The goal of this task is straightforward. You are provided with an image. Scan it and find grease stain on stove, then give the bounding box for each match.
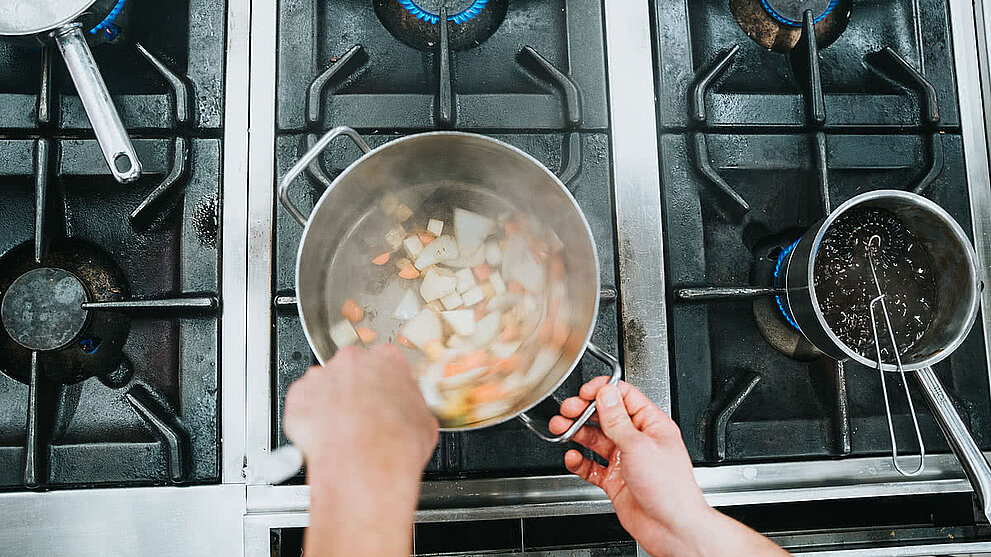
[192,194,219,248]
[624,317,647,366]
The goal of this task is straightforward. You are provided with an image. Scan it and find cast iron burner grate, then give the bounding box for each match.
[374,0,507,52]
[730,0,850,52]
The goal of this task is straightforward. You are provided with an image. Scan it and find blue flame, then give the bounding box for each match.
[760,0,839,27]
[398,0,489,25]
[90,0,127,37]
[773,239,802,331]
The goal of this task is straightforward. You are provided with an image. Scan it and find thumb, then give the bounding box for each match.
[595,384,641,449]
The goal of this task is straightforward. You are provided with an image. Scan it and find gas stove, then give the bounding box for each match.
[0,0,226,490]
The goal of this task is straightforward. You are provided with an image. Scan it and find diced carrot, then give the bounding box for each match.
[472,264,492,282]
[398,263,420,279]
[372,252,391,265]
[418,232,436,245]
[470,382,505,403]
[508,279,526,294]
[550,324,569,350]
[473,299,489,321]
[397,334,415,349]
[341,299,364,322]
[501,321,520,341]
[444,350,489,377]
[355,327,377,344]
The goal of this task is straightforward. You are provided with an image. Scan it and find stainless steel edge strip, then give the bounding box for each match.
[244,0,279,483]
[0,485,246,557]
[793,541,991,556]
[953,0,991,391]
[221,0,251,485]
[604,0,670,410]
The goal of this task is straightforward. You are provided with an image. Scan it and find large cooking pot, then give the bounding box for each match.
[250,127,622,484]
[0,0,142,183]
[783,189,991,520]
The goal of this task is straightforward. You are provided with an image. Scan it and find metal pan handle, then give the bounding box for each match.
[53,24,142,184]
[916,365,991,522]
[518,342,623,443]
[278,126,371,226]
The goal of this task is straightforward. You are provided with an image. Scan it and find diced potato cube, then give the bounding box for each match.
[485,241,503,266]
[489,271,507,294]
[427,218,444,236]
[420,267,458,302]
[455,268,476,293]
[403,235,424,258]
[441,309,476,336]
[385,224,406,251]
[462,286,485,307]
[440,291,464,310]
[329,319,359,349]
[394,203,413,223]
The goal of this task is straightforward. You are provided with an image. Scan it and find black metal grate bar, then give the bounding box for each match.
[306,45,366,128]
[436,7,455,128]
[801,11,826,125]
[135,42,193,126]
[911,133,945,195]
[691,44,740,124]
[692,132,750,213]
[23,351,42,488]
[33,139,50,263]
[81,295,218,313]
[125,385,186,483]
[37,47,55,128]
[713,372,762,461]
[129,137,191,227]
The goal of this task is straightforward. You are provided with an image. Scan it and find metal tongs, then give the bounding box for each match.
[867,234,926,476]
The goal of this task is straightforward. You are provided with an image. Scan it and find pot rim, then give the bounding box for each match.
[293,131,602,431]
[798,189,980,371]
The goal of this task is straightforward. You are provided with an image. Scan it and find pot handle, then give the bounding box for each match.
[916,365,991,522]
[518,342,623,443]
[278,126,371,226]
[53,24,142,184]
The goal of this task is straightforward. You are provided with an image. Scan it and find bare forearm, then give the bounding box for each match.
[305,461,421,556]
[693,508,790,557]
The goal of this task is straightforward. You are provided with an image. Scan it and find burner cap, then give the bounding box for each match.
[400,0,489,24]
[760,0,838,26]
[2,268,89,351]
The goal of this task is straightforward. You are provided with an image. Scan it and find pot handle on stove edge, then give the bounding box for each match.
[916,365,991,522]
[279,126,372,226]
[518,342,623,443]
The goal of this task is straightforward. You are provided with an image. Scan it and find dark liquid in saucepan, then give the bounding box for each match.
[813,208,936,363]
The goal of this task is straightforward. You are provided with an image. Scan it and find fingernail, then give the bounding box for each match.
[601,386,620,408]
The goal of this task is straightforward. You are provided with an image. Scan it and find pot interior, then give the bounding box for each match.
[295,132,600,429]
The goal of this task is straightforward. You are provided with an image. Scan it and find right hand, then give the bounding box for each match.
[550,378,789,557]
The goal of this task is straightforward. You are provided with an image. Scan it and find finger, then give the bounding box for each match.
[579,380,675,436]
[578,375,612,400]
[549,416,616,459]
[564,449,608,488]
[594,384,642,450]
[560,395,594,419]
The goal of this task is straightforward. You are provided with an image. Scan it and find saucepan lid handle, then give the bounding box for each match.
[518,342,623,443]
[278,126,371,226]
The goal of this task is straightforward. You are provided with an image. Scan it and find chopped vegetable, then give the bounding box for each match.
[507,279,526,294]
[424,340,444,361]
[472,264,492,282]
[454,208,495,254]
[441,309,476,336]
[527,347,562,381]
[427,218,444,236]
[462,285,484,307]
[420,267,458,302]
[484,241,503,266]
[418,232,436,246]
[440,291,464,310]
[397,334,415,349]
[489,340,521,359]
[400,307,442,349]
[444,350,488,377]
[480,282,496,298]
[398,262,420,279]
[330,319,359,348]
[372,252,391,265]
[502,235,545,292]
[469,382,505,403]
[455,268,476,293]
[394,289,421,320]
[472,311,502,345]
[385,224,406,251]
[489,271,507,295]
[550,324,569,350]
[355,327,377,344]
[380,194,400,216]
[394,203,413,223]
[341,299,364,323]
[403,235,424,258]
[427,300,444,313]
[473,299,489,321]
[446,335,470,349]
[414,234,459,270]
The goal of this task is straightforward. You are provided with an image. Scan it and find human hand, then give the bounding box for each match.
[283,344,439,557]
[550,378,788,557]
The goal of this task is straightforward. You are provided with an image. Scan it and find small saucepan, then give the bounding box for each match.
[783,190,991,521]
[249,127,622,484]
[0,0,142,183]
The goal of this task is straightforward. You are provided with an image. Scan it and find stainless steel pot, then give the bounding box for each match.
[783,189,991,520]
[0,0,142,183]
[249,127,622,484]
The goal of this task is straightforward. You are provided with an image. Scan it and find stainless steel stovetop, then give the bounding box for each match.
[4,0,991,555]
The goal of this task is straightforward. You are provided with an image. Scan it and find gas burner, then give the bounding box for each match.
[374,0,508,51]
[751,233,822,361]
[0,239,130,385]
[730,0,851,52]
[399,0,489,24]
[760,0,838,26]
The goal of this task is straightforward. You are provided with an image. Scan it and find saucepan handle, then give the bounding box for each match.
[916,365,991,522]
[53,24,142,184]
[278,126,372,226]
[518,342,623,443]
